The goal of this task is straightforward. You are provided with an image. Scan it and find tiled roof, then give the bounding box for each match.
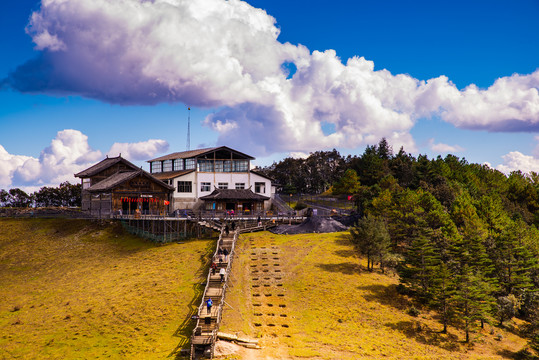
[86,170,174,192]
[74,156,139,178]
[199,189,269,201]
[151,169,195,180]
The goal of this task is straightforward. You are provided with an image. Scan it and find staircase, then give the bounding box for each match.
[190,229,236,359]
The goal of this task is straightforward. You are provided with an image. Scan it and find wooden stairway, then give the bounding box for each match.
[191,229,236,359]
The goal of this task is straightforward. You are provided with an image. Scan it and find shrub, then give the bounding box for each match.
[407,306,420,317]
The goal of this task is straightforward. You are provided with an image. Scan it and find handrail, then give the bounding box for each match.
[190,225,238,359]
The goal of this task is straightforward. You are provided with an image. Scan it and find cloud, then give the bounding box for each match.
[6,0,303,107]
[3,0,539,156]
[107,139,169,160]
[496,151,539,174]
[0,130,168,189]
[428,138,464,153]
[437,72,539,131]
[0,130,102,188]
[289,152,310,159]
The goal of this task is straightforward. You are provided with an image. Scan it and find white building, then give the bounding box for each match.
[147,146,274,213]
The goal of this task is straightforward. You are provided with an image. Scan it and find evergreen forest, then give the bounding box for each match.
[258,139,539,352]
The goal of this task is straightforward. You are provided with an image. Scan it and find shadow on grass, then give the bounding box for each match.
[316,262,362,275]
[334,234,352,247]
[333,249,357,258]
[169,239,215,359]
[386,320,461,352]
[357,284,409,311]
[496,348,519,359]
[333,234,358,258]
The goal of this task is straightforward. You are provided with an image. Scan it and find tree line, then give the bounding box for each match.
[258,139,539,351]
[0,182,81,208]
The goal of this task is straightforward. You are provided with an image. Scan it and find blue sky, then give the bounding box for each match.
[0,0,538,190]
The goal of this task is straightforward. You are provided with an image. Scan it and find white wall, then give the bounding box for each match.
[169,170,273,210]
[197,172,251,196]
[249,172,272,197]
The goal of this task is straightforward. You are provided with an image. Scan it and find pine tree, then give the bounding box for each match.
[398,227,439,301]
[451,266,495,342]
[450,193,498,341]
[430,262,455,333]
[350,216,391,272]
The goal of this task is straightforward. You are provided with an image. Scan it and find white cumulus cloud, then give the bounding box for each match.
[0,130,168,189]
[2,0,539,157]
[428,139,464,153]
[496,151,539,174]
[107,139,169,160]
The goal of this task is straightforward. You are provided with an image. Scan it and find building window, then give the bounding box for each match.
[198,159,214,172]
[82,178,91,189]
[215,160,224,172]
[163,160,173,172]
[218,182,228,189]
[177,181,192,193]
[201,182,211,192]
[235,183,245,189]
[151,161,162,173]
[224,160,232,172]
[255,182,265,194]
[185,158,196,170]
[173,159,183,171]
[233,160,248,172]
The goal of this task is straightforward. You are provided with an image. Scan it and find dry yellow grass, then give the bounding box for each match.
[0,218,214,359]
[0,219,529,359]
[220,231,528,359]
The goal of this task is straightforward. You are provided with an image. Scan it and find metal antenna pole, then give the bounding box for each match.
[187,107,191,151]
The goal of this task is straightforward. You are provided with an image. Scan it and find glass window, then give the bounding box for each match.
[224,160,232,172]
[151,161,162,173]
[201,182,211,192]
[198,159,214,172]
[173,159,183,171]
[233,160,248,172]
[235,183,245,189]
[177,181,192,193]
[218,182,228,189]
[255,182,265,194]
[185,158,196,170]
[215,160,224,172]
[163,160,173,172]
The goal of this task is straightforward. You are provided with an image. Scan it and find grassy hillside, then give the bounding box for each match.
[0,219,529,359]
[0,218,213,359]
[220,231,528,359]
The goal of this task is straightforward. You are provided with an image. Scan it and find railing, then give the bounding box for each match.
[190,225,238,359]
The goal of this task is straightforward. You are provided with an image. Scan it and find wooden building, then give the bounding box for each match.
[199,188,269,214]
[75,156,174,217]
[147,146,274,213]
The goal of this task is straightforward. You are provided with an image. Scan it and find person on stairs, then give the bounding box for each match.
[206,297,213,314]
[219,267,226,283]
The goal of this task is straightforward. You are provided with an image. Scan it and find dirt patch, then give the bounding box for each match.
[213,340,241,357]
